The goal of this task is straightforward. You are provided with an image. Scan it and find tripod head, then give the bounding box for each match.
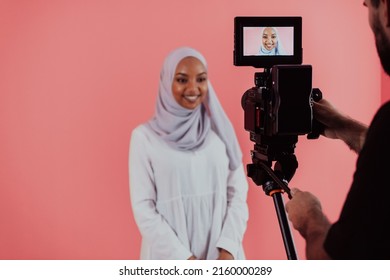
[247,145,297,199]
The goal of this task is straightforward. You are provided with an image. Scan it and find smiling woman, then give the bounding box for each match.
[128,47,249,260]
[172,56,208,110]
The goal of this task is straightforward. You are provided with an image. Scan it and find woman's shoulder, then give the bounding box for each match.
[132,123,148,134]
[131,123,155,142]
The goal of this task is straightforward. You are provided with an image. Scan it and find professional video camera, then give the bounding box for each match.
[234,16,323,191]
[234,16,323,259]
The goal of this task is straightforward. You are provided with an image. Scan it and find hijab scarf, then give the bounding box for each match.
[148,47,242,170]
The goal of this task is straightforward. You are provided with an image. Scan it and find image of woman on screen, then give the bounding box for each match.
[129,47,249,260]
[259,27,286,55]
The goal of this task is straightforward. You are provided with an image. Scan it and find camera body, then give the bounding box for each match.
[242,65,313,138]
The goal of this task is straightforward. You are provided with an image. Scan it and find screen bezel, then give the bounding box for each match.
[234,16,302,68]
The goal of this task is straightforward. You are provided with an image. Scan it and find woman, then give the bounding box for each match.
[129,47,249,260]
[259,27,285,55]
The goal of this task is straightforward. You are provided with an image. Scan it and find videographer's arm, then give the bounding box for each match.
[314,99,368,153]
[285,188,332,260]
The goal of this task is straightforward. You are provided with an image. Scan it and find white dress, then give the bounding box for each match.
[129,124,249,260]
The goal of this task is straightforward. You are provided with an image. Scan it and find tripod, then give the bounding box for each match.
[247,146,298,260]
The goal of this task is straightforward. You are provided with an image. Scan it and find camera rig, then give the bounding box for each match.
[234,16,323,259]
[242,67,323,260]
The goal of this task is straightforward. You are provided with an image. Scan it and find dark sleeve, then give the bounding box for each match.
[324,101,390,259]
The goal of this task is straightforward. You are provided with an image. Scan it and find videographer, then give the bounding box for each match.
[285,0,390,259]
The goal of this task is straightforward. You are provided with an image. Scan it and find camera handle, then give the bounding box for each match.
[307,88,324,139]
[247,154,298,260]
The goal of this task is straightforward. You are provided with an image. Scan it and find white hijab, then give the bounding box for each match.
[148,47,242,170]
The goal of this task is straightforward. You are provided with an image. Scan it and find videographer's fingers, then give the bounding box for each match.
[313,99,334,124]
[286,187,299,203]
[289,187,300,197]
[313,100,344,139]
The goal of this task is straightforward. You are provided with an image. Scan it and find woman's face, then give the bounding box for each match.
[172,56,208,110]
[262,27,278,51]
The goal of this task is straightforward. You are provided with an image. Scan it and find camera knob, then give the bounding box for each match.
[312,88,322,102]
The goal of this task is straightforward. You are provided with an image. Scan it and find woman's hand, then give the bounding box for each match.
[217,248,234,260]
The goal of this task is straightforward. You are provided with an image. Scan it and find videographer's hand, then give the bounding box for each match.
[313,99,368,153]
[285,188,324,235]
[285,188,331,259]
[313,99,344,139]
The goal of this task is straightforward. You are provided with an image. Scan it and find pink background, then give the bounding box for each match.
[0,0,383,259]
[244,27,294,55]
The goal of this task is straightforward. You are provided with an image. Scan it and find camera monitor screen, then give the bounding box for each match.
[234,17,302,68]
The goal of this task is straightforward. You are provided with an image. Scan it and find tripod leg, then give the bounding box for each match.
[247,160,298,259]
[270,190,298,260]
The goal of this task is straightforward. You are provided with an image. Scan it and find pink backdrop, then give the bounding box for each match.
[0,0,381,259]
[382,71,390,102]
